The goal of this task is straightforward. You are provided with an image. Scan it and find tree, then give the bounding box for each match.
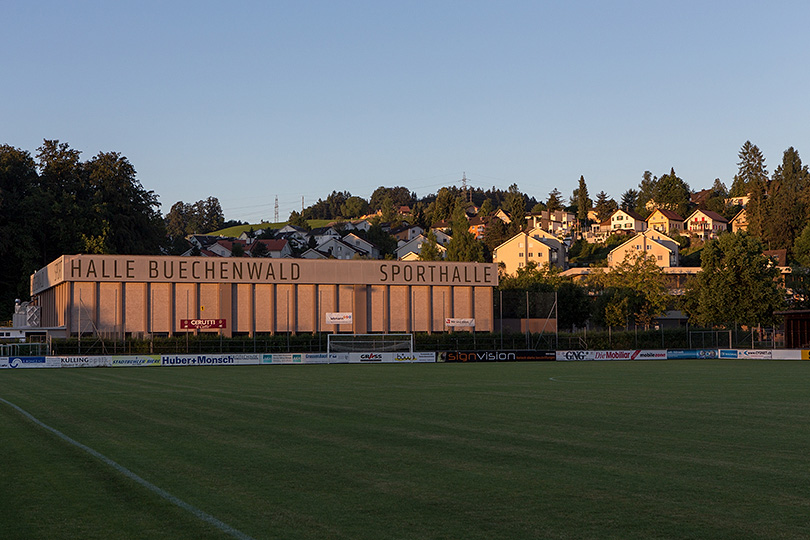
[730,141,767,197]
[369,186,414,212]
[503,184,527,235]
[575,176,591,236]
[594,191,617,222]
[0,145,40,316]
[652,168,690,217]
[478,198,494,217]
[84,151,165,254]
[446,203,484,262]
[704,178,730,217]
[793,223,810,267]
[340,195,368,218]
[429,187,457,224]
[683,233,784,327]
[636,170,657,212]
[418,230,443,261]
[287,210,309,230]
[546,188,563,212]
[620,189,638,212]
[764,147,810,253]
[590,252,669,329]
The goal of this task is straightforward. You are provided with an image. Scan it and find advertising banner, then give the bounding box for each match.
[6,356,60,368]
[262,353,303,364]
[719,350,738,359]
[442,351,555,362]
[737,349,773,360]
[0,358,8,369]
[669,349,720,359]
[58,356,112,368]
[325,312,352,324]
[349,352,392,363]
[556,350,667,361]
[303,353,349,364]
[391,352,435,363]
[180,319,226,330]
[445,318,475,327]
[111,355,162,367]
[161,354,260,366]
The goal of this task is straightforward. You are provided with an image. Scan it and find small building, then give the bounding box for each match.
[646,208,684,235]
[686,209,728,239]
[492,226,565,275]
[607,230,680,268]
[610,209,647,233]
[731,208,748,233]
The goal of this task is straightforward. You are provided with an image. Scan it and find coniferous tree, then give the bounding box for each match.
[765,147,810,253]
[594,191,617,222]
[446,202,484,262]
[730,141,768,197]
[546,188,563,212]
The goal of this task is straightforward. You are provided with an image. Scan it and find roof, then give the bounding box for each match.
[688,209,728,223]
[648,208,684,221]
[614,209,646,221]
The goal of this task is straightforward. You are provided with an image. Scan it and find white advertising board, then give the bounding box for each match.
[5,356,61,368]
[58,356,112,368]
[325,312,352,324]
[161,354,261,366]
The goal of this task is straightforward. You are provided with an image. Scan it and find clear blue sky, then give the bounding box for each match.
[3,1,809,223]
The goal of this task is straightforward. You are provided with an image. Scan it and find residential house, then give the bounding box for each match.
[390,224,424,243]
[317,237,364,259]
[342,232,379,259]
[607,230,680,268]
[246,239,291,258]
[685,209,728,239]
[525,210,576,236]
[492,226,566,276]
[731,208,748,233]
[395,233,448,260]
[275,225,310,250]
[308,226,342,247]
[646,208,684,235]
[468,216,487,239]
[610,209,647,233]
[493,209,512,224]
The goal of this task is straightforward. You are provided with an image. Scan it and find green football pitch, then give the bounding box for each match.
[2,361,810,539]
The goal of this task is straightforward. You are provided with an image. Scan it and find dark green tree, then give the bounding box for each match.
[730,141,767,197]
[446,203,484,262]
[620,189,638,212]
[636,170,657,213]
[546,188,563,212]
[764,147,810,253]
[84,151,164,254]
[503,184,527,235]
[0,145,40,315]
[594,191,617,222]
[418,230,443,261]
[683,233,784,327]
[652,168,690,217]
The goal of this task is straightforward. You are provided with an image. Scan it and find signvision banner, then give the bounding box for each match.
[441,350,556,362]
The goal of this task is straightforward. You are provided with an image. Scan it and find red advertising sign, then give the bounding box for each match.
[180,319,227,330]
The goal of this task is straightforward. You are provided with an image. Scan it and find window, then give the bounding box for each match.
[528,252,534,257]
[518,252,523,257]
[658,255,663,260]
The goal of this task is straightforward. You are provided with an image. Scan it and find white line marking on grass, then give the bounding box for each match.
[0,396,254,540]
[549,377,584,383]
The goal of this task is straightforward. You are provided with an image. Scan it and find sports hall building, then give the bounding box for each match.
[30,255,498,337]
